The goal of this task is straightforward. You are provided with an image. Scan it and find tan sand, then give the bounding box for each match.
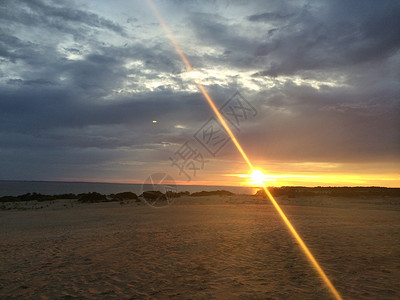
[0,195,399,299]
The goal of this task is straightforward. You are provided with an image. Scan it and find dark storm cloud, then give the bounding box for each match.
[1,0,126,36]
[0,33,39,63]
[249,1,400,76]
[0,85,208,146]
[247,12,294,22]
[7,78,54,86]
[219,86,400,163]
[185,1,400,76]
[0,79,210,180]
[185,12,257,70]
[253,83,399,162]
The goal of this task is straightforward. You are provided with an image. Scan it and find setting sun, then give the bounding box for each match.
[233,169,277,187]
[249,170,266,186]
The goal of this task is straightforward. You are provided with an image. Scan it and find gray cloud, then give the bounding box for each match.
[247,12,295,22]
[1,0,126,36]
[250,1,400,76]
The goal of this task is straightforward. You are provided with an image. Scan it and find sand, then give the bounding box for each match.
[0,195,399,299]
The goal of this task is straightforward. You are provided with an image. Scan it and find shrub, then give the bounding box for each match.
[113,192,138,200]
[141,191,167,201]
[78,192,107,203]
[190,190,234,197]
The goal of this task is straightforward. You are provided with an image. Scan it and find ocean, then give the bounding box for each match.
[0,181,257,197]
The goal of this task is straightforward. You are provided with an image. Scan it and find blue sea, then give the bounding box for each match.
[0,181,257,197]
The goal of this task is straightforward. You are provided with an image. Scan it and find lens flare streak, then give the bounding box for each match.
[146,1,342,299]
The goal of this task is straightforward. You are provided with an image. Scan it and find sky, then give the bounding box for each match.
[0,0,399,187]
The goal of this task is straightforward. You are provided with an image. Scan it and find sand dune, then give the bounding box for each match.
[1,195,399,299]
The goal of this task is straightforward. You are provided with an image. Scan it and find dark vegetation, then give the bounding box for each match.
[0,190,191,204]
[255,187,400,198]
[78,192,108,203]
[77,191,141,203]
[190,190,234,197]
[0,192,138,203]
[139,190,190,200]
[1,187,399,204]
[140,191,167,201]
[109,192,139,201]
[0,192,77,202]
[174,191,191,197]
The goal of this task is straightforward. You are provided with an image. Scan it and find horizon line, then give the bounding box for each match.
[0,179,398,189]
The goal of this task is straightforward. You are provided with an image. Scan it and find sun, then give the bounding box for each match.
[249,170,265,186]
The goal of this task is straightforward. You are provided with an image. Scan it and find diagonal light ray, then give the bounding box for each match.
[146,1,342,299]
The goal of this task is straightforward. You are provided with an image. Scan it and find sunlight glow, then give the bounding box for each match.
[233,172,400,188]
[146,1,342,299]
[249,170,268,185]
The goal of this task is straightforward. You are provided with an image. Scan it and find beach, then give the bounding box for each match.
[1,195,399,299]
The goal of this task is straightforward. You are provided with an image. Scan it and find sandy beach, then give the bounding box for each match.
[1,195,399,299]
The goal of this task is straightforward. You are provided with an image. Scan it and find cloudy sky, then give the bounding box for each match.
[1,0,399,187]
